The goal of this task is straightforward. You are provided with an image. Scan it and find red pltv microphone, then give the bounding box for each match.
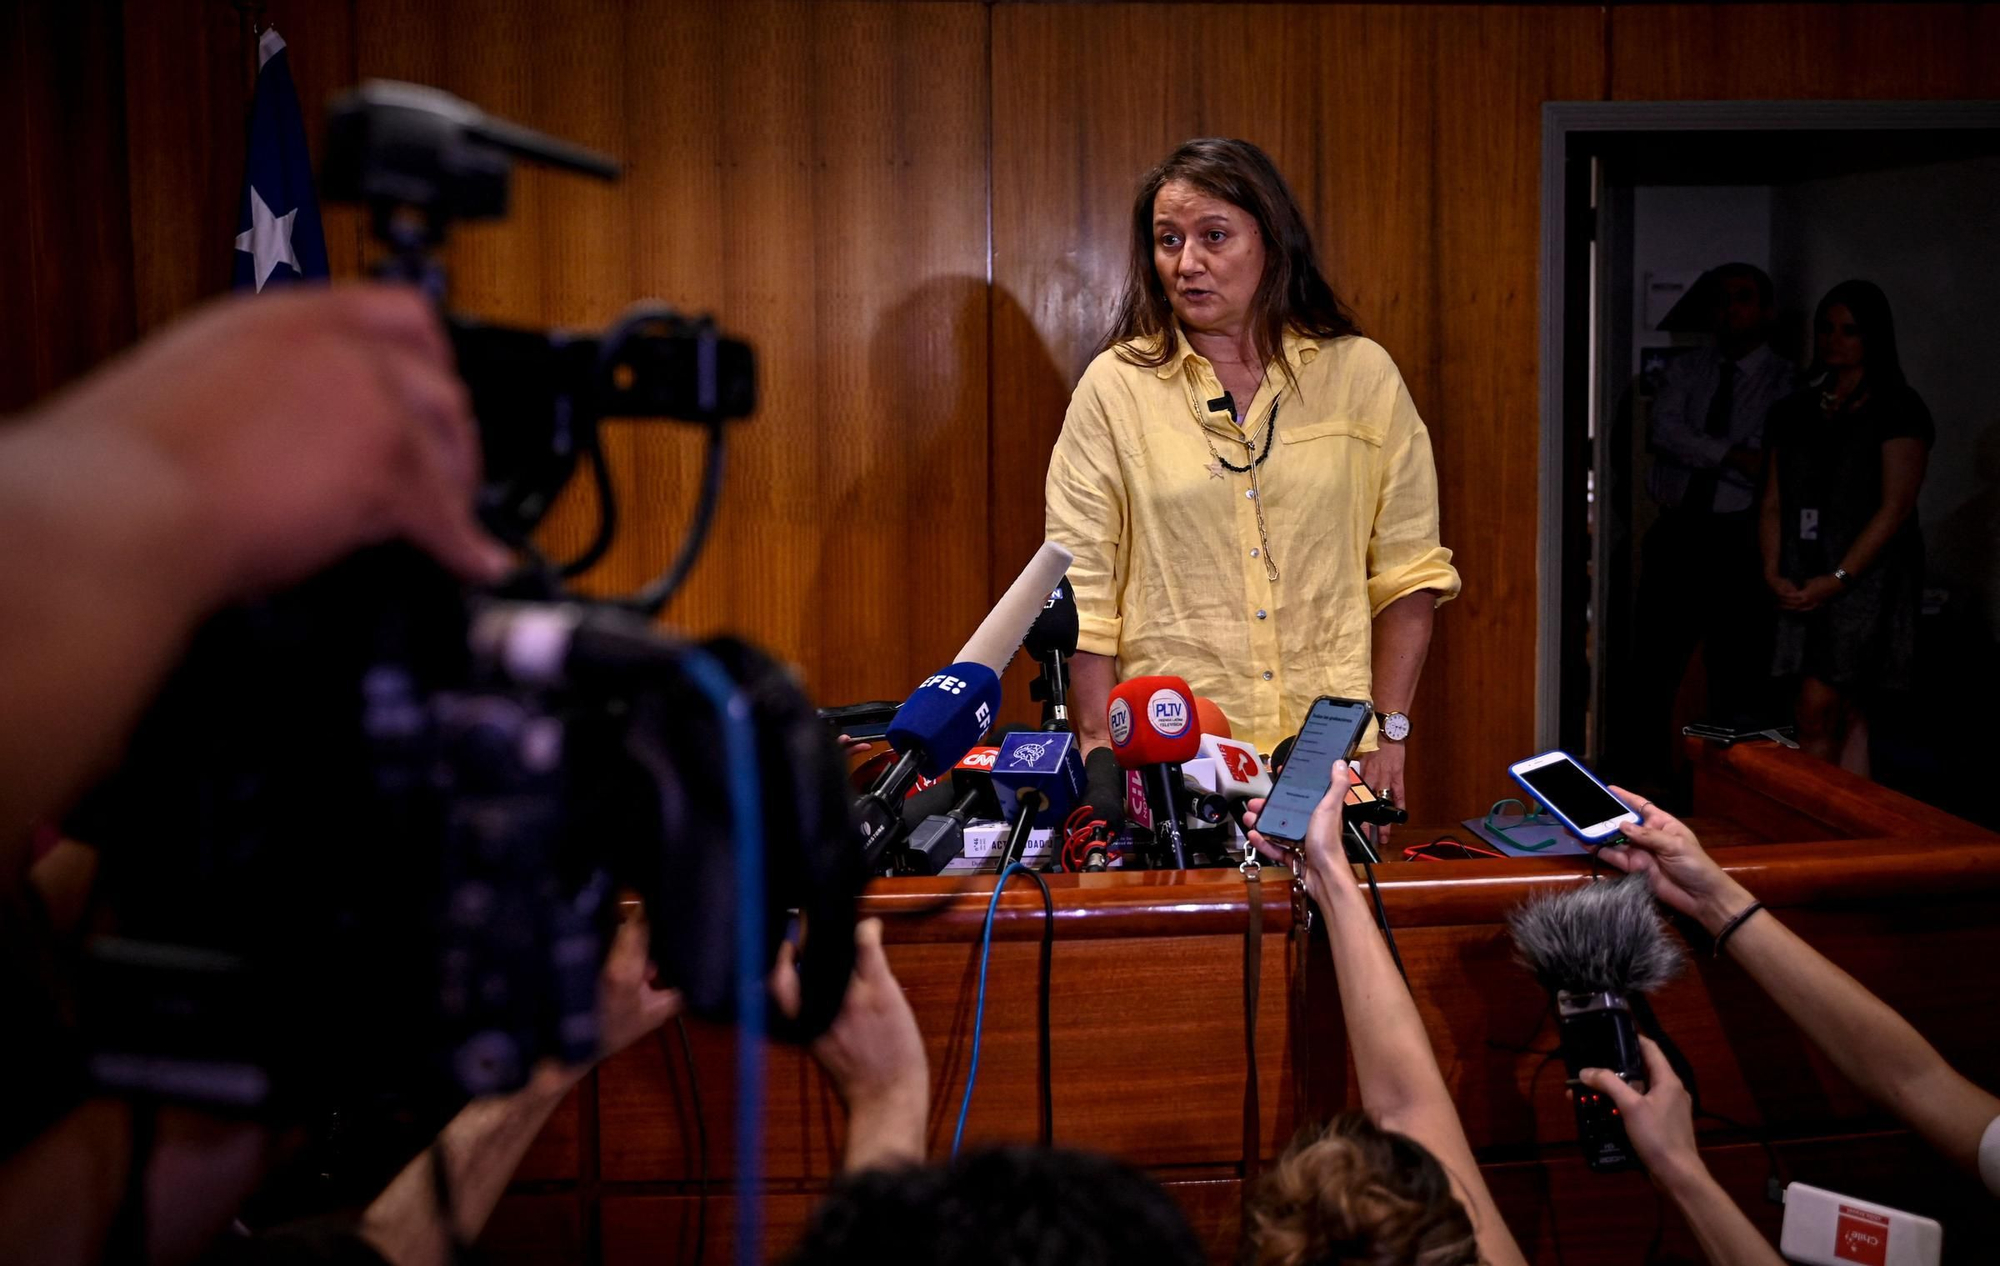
[1107,675,1200,868]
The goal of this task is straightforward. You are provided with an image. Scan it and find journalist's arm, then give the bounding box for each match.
[1598,794,2000,1189]
[1248,763,1529,1266]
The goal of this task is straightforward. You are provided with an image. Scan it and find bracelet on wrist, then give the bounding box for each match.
[1712,900,1766,957]
[1832,566,1853,586]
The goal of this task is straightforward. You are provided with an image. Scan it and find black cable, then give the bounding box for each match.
[556,439,618,578]
[668,1016,710,1264]
[1016,867,1057,1147]
[626,420,726,617]
[1360,824,1407,984]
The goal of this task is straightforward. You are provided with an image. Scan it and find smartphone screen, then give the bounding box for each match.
[1255,697,1372,842]
[1512,753,1632,837]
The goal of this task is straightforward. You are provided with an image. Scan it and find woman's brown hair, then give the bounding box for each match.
[1244,1115,1480,1266]
[1104,137,1360,388]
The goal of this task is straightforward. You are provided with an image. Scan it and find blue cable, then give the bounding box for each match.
[951,861,1033,1157]
[674,650,764,1266]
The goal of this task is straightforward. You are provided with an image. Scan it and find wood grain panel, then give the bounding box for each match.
[1609,3,2000,101]
[990,4,1602,819]
[0,0,136,412]
[598,928,1298,1181]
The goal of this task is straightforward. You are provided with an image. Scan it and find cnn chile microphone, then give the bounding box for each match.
[903,746,1001,876]
[1024,576,1079,731]
[989,730,1085,869]
[1507,875,1685,1173]
[1107,676,1200,868]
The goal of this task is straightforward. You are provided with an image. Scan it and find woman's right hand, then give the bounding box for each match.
[1765,570,1804,604]
[1596,790,1756,935]
[1579,1036,1706,1191]
[1244,760,1358,912]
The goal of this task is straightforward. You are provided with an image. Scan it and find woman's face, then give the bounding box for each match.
[1816,303,1864,370]
[1152,179,1267,339]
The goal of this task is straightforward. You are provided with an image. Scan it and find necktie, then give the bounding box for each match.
[1683,360,1736,511]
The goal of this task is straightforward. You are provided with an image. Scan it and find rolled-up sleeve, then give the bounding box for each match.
[1366,374,1462,614]
[1044,377,1128,657]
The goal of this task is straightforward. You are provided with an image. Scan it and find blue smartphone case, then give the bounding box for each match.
[1506,749,1636,843]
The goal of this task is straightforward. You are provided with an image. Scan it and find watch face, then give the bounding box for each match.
[1381,712,1410,742]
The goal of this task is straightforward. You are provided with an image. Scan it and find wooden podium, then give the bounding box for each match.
[482,741,2000,1264]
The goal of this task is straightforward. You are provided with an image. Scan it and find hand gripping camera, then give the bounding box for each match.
[72,81,861,1119]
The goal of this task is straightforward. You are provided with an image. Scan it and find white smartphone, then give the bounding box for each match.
[1507,750,1638,842]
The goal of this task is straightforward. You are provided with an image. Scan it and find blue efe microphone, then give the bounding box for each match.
[990,729,1084,868]
[856,663,1001,870]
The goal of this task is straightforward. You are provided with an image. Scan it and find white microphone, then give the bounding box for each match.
[953,541,1074,676]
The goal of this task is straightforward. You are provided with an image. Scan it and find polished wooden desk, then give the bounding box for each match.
[483,742,2000,1264]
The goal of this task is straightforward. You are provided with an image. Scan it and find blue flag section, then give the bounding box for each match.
[233,28,329,292]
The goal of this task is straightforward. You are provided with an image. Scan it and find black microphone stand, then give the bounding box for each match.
[1029,652,1070,732]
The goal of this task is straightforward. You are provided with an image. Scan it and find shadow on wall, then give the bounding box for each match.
[807,276,1066,705]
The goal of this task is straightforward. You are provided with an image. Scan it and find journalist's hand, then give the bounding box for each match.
[1596,790,1755,935]
[536,911,681,1095]
[1244,759,1360,913]
[775,917,927,1118]
[40,285,510,601]
[1579,1036,1705,1192]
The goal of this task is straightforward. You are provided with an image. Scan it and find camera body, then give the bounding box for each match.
[70,80,858,1121]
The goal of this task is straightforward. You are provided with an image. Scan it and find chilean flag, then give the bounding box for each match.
[232,27,329,292]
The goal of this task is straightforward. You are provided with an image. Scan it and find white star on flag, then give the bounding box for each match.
[234,186,300,293]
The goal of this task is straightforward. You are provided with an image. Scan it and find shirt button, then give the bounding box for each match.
[1255,609,1267,620]
[1261,670,1273,681]
[1249,548,1260,559]
[1245,489,1257,500]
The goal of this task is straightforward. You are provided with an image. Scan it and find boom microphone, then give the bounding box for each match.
[1508,875,1685,1172]
[1108,675,1200,868]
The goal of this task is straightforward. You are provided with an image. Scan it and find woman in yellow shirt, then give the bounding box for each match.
[1044,138,1459,810]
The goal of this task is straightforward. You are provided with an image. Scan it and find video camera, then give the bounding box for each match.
[71,81,860,1119]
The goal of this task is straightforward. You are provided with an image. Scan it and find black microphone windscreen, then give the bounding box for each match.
[1507,875,1684,996]
[1081,745,1126,831]
[899,779,958,830]
[1021,576,1079,659]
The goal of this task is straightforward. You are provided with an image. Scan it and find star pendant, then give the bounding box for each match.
[1206,460,1226,479]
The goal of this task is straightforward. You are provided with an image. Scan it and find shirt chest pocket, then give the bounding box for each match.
[1280,415,1386,449]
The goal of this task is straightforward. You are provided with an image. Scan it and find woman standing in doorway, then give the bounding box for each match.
[1762,280,1933,775]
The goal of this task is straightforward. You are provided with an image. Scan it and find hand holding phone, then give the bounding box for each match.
[1253,697,1373,844]
[1507,751,1637,842]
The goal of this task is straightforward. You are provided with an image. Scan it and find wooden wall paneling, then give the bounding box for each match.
[598,1191,821,1266]
[597,926,1297,1183]
[1608,3,2000,102]
[991,5,1603,818]
[0,0,136,414]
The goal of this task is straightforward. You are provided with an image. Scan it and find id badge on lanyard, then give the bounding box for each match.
[1800,508,1819,541]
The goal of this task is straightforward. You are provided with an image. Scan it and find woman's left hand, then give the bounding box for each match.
[1782,574,1843,611]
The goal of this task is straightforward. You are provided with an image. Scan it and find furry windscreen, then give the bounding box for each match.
[1506,874,1684,995]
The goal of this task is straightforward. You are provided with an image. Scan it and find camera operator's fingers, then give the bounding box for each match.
[334,283,454,369]
[381,385,512,584]
[770,936,803,1021]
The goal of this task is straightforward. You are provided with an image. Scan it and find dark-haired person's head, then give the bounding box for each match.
[1245,1115,1479,1266]
[1107,137,1359,385]
[1705,262,1776,348]
[1813,278,1904,390]
[786,1145,1206,1266]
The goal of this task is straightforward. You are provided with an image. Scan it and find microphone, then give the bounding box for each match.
[903,746,1000,876]
[989,730,1085,869]
[855,663,1001,870]
[1199,734,1271,828]
[1023,577,1079,731]
[954,541,1074,675]
[851,541,1073,870]
[1194,696,1233,739]
[1507,876,1685,1172]
[1107,676,1200,868]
